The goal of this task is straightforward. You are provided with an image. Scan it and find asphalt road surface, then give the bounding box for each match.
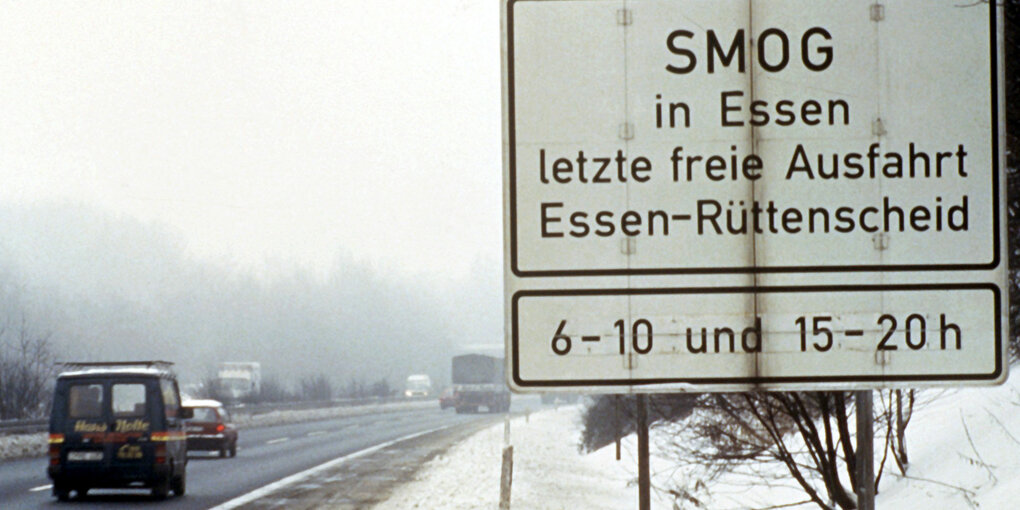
[0,401,526,509]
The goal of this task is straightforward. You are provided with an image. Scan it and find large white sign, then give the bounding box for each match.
[502,0,1007,391]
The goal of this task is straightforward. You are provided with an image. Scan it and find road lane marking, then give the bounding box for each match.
[307,431,326,437]
[29,484,52,492]
[209,424,453,510]
[266,437,290,445]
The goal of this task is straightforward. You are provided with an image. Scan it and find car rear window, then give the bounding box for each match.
[69,384,104,419]
[112,383,147,417]
[190,407,218,421]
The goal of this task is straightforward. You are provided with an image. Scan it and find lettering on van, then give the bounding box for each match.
[114,419,150,433]
[117,444,143,460]
[73,420,108,433]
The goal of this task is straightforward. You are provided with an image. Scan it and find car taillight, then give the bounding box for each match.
[48,434,64,466]
[216,423,225,433]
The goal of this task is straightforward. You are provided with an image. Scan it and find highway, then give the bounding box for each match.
[0,402,511,509]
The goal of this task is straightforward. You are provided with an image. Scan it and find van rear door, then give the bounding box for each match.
[107,381,156,470]
[59,381,108,465]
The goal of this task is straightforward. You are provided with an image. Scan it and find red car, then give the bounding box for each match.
[183,399,238,458]
[439,387,456,410]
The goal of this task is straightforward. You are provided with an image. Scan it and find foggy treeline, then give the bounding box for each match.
[0,202,502,394]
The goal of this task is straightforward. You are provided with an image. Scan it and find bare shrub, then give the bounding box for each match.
[0,316,56,420]
[256,375,294,403]
[300,373,333,401]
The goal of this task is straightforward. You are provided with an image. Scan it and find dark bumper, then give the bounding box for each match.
[187,435,229,451]
[48,463,170,488]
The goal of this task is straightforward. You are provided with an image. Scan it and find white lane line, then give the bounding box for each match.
[209,424,452,510]
[306,431,326,437]
[29,484,52,492]
[266,437,290,445]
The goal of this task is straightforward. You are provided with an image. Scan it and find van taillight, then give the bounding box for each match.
[155,444,166,464]
[48,434,63,466]
[216,424,225,433]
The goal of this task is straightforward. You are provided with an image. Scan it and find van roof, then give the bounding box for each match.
[56,361,177,380]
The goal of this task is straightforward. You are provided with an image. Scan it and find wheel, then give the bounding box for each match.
[219,445,227,458]
[229,441,237,458]
[171,469,186,496]
[53,482,71,502]
[152,476,170,499]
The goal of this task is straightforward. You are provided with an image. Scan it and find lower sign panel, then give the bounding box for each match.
[510,284,1003,390]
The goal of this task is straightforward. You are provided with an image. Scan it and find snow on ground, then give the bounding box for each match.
[374,405,640,510]
[0,432,46,460]
[374,368,1020,510]
[874,381,1020,510]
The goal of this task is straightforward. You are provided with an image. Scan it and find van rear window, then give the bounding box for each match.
[112,384,147,417]
[69,384,104,419]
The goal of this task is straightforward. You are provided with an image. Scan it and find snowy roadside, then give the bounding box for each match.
[0,400,435,461]
[372,368,1020,510]
[372,405,643,510]
[0,431,46,461]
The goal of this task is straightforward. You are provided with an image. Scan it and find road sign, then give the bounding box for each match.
[502,0,1007,391]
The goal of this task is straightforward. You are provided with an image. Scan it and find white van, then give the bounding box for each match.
[403,374,432,398]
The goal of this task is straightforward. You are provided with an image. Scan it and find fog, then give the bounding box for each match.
[0,202,502,390]
[0,1,505,393]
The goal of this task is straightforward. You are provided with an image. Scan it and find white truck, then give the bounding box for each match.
[216,362,261,402]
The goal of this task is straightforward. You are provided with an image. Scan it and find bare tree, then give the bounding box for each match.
[606,392,877,510]
[257,375,294,403]
[877,389,915,478]
[0,316,56,420]
[300,373,334,401]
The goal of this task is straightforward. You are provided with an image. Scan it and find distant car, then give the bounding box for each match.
[439,387,456,410]
[182,399,237,458]
[404,374,433,398]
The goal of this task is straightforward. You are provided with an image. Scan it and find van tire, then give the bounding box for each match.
[53,482,71,501]
[152,476,170,500]
[172,470,186,496]
[229,441,237,458]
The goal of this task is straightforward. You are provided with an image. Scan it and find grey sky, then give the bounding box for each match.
[0,1,502,280]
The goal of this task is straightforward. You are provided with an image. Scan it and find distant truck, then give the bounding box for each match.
[216,362,261,402]
[404,374,433,398]
[451,354,510,413]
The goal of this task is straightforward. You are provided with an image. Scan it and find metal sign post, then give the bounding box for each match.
[636,395,650,510]
[855,390,875,510]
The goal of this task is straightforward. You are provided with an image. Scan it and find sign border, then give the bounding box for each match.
[505,0,1002,278]
[510,283,1003,388]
